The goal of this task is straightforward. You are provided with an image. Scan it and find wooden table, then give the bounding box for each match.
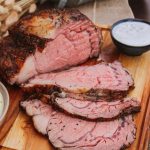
[1,26,150,150]
[0,1,150,150]
[129,0,150,149]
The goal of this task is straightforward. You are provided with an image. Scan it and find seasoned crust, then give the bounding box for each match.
[22,84,130,101]
[9,9,93,51]
[0,37,31,83]
[1,9,102,84]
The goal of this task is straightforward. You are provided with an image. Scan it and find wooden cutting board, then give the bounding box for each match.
[0,27,150,150]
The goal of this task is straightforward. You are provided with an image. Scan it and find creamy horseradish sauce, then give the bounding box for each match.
[112,21,150,47]
[0,92,4,118]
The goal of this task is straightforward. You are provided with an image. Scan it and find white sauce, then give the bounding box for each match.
[112,21,150,47]
[0,92,4,118]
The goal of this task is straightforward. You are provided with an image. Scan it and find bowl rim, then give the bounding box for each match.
[0,82,9,122]
[111,18,150,48]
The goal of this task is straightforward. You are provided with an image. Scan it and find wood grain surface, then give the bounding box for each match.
[0,28,150,150]
[0,86,22,141]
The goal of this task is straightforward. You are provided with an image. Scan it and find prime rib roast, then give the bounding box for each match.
[21,99,136,150]
[0,8,140,150]
[52,97,140,120]
[0,9,101,84]
[23,61,134,101]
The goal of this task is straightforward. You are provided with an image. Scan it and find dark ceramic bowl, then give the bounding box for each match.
[111,18,150,56]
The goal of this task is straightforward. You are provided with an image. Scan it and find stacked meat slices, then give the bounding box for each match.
[0,9,141,149]
[21,62,141,149]
[21,100,137,150]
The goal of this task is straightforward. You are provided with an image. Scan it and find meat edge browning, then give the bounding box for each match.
[21,61,135,100]
[20,95,141,121]
[1,9,102,84]
[50,98,141,121]
[22,84,134,101]
[9,8,102,52]
[0,37,33,84]
[20,99,137,150]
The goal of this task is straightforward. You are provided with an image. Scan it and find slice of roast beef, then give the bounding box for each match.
[52,97,140,120]
[21,100,136,150]
[0,9,101,84]
[23,61,134,101]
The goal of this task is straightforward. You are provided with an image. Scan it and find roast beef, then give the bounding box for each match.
[0,9,101,84]
[52,97,140,120]
[23,61,134,101]
[0,37,35,84]
[21,100,136,150]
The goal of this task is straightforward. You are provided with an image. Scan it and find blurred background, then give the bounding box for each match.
[129,0,150,21]
[0,0,149,39]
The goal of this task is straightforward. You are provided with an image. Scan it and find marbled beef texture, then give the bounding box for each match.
[52,97,140,120]
[23,61,134,101]
[0,9,101,84]
[21,100,136,150]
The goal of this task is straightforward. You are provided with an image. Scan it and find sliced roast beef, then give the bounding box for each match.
[53,97,140,120]
[23,61,134,101]
[21,100,136,150]
[0,9,101,84]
